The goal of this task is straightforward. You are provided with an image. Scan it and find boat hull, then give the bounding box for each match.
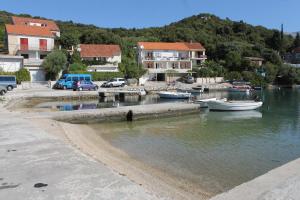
[208,100,263,111]
[158,92,191,99]
[195,98,217,108]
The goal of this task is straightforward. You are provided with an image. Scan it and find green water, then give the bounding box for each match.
[90,89,300,195]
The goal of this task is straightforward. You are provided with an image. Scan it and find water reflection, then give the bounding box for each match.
[34,90,264,111]
[91,89,300,195]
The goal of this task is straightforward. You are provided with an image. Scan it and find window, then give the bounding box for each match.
[20,38,28,51]
[85,76,91,81]
[39,39,47,51]
[80,76,85,81]
[40,54,47,59]
[0,76,15,81]
[21,54,29,59]
[72,77,79,82]
[66,77,71,81]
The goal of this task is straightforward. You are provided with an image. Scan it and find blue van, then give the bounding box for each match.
[0,75,17,91]
[54,74,92,89]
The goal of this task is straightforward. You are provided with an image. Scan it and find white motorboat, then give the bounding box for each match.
[158,91,191,99]
[195,98,217,108]
[207,99,263,111]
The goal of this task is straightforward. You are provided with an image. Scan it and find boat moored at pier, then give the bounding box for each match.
[158,91,191,99]
[207,99,263,111]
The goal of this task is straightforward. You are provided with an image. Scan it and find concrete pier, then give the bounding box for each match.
[0,107,161,200]
[211,158,300,200]
[47,102,200,124]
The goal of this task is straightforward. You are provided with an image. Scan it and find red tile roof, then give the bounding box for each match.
[138,42,205,51]
[293,47,300,53]
[12,16,59,31]
[80,44,121,58]
[5,24,54,37]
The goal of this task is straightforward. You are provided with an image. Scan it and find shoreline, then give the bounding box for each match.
[4,94,211,199]
[58,122,212,200]
[3,88,300,200]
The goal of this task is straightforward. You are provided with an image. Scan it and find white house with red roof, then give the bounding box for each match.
[78,44,121,72]
[4,16,60,81]
[137,42,207,80]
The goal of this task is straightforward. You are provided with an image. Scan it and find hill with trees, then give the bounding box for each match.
[0,10,299,85]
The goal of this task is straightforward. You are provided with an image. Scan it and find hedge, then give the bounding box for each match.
[0,68,31,84]
[69,71,124,81]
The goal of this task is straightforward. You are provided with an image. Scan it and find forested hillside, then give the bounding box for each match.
[1,10,299,85]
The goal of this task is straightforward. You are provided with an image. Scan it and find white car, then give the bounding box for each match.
[102,78,126,87]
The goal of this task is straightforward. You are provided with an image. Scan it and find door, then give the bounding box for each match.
[20,38,28,51]
[39,39,47,51]
[29,69,46,82]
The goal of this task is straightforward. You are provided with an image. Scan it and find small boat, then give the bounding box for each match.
[253,86,262,90]
[228,85,252,93]
[191,86,204,93]
[158,91,191,99]
[207,99,263,111]
[195,98,217,108]
[139,88,147,96]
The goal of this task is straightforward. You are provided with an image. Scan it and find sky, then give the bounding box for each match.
[1,0,299,32]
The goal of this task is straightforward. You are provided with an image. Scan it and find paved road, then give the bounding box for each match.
[0,107,160,200]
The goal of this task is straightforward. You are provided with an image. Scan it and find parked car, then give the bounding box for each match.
[72,80,98,91]
[0,75,17,91]
[101,78,126,87]
[0,85,7,96]
[54,74,92,90]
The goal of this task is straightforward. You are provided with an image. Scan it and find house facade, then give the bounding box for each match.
[4,16,59,81]
[78,44,121,72]
[284,47,300,64]
[137,42,207,80]
[0,55,23,72]
[244,57,264,67]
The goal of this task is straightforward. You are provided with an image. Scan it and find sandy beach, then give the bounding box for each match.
[57,121,212,200]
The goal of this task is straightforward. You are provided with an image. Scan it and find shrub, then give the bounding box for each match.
[69,63,87,71]
[224,71,242,80]
[15,68,31,84]
[0,68,31,84]
[241,71,254,82]
[69,71,124,81]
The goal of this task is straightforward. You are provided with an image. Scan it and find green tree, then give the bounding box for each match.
[268,31,282,52]
[59,32,79,49]
[225,51,242,71]
[42,50,67,80]
[293,33,300,48]
[264,62,278,83]
[225,71,242,80]
[70,50,82,64]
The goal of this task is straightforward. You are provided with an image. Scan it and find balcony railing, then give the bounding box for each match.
[24,59,44,66]
[192,55,207,59]
[144,56,190,61]
[16,44,53,52]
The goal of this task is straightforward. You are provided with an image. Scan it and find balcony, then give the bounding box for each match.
[16,44,53,53]
[143,61,192,73]
[192,55,207,60]
[144,56,190,61]
[24,59,44,66]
